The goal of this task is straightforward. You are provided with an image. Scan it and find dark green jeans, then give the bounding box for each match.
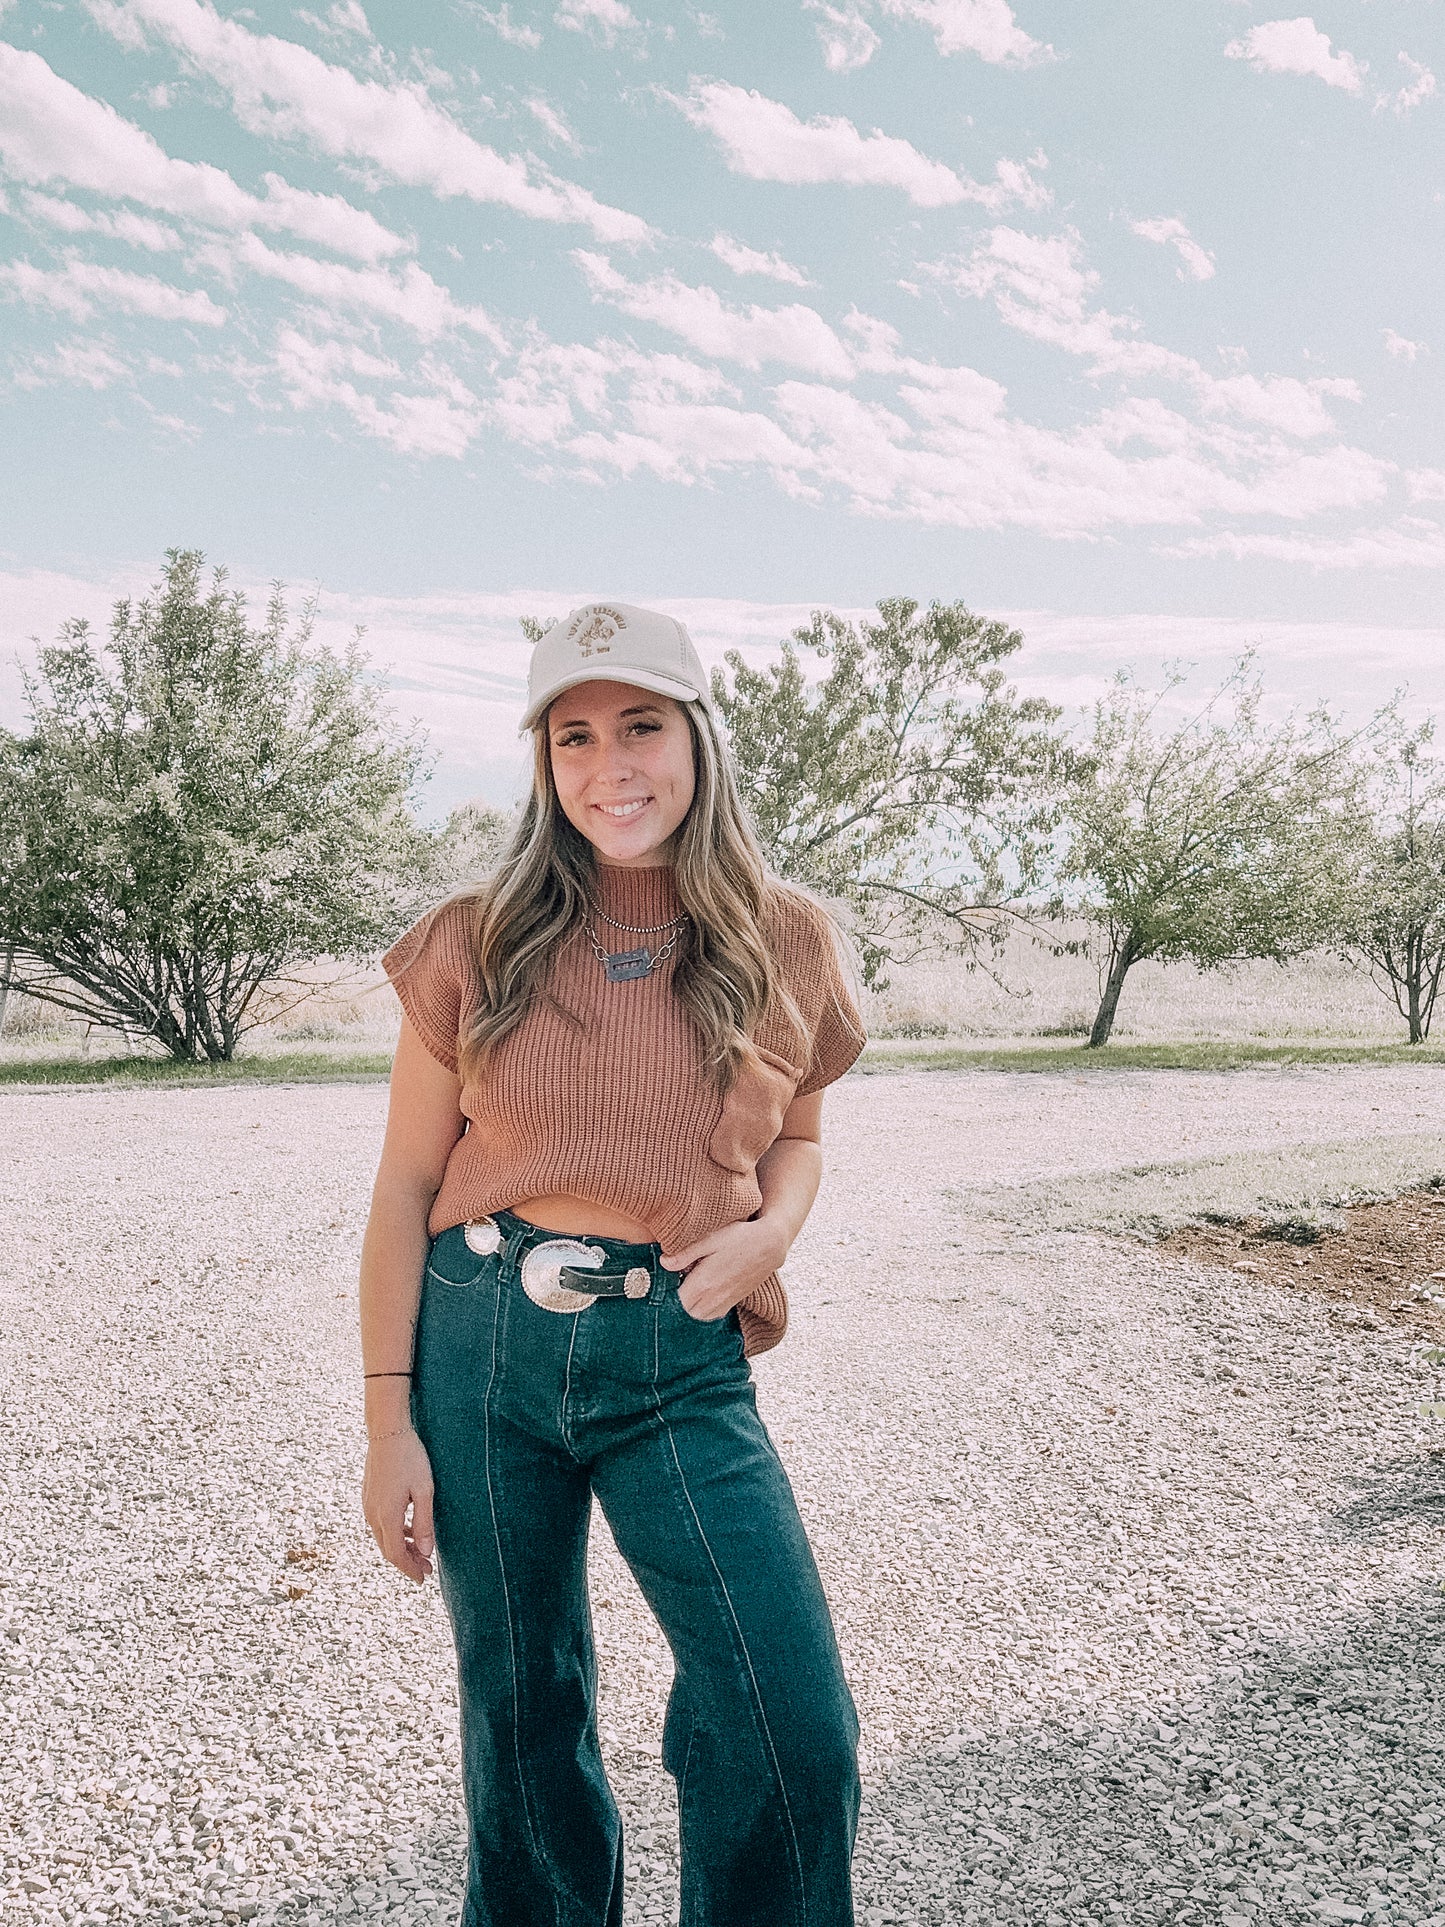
[411,1221,860,1927]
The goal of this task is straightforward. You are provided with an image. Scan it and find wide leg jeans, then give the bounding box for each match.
[410,1225,861,1927]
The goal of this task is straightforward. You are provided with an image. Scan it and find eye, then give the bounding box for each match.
[628,720,662,735]
[555,730,588,747]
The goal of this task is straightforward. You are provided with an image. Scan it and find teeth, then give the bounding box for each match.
[598,799,649,817]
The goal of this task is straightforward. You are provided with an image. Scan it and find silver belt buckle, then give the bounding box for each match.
[463,1218,502,1255]
[520,1238,605,1313]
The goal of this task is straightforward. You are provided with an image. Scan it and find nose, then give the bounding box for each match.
[595,742,642,784]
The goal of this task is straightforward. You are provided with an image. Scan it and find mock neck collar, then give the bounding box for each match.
[592,860,682,925]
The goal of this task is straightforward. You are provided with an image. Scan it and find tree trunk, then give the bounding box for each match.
[1089,935,1137,1048]
[0,942,14,1036]
[1407,931,1424,1045]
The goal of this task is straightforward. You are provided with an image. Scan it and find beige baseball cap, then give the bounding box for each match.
[520,601,715,732]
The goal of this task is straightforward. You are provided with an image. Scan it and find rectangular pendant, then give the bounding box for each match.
[603,946,653,982]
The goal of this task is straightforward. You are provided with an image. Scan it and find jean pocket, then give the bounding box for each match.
[665,1293,743,1349]
[423,1229,496,1290]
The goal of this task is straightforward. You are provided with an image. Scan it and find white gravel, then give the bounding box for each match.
[2,1065,1444,1927]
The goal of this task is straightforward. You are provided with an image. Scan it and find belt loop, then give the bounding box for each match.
[497,1225,526,1286]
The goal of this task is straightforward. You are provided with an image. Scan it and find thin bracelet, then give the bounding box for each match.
[367,1425,414,1443]
[364,1370,413,1380]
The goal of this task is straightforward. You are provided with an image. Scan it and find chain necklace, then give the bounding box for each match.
[594,905,686,936]
[584,908,689,983]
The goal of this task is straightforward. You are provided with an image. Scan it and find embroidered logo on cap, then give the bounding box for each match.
[568,605,627,658]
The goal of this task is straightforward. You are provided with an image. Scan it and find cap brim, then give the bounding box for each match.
[520,665,711,733]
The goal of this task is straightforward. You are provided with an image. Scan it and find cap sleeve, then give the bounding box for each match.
[781,893,868,1097]
[799,979,867,1094]
[381,898,476,1075]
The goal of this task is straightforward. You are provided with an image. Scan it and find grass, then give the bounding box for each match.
[858,1037,1445,1074]
[2,1035,1442,1088]
[0,1049,394,1088]
[948,1134,1445,1242]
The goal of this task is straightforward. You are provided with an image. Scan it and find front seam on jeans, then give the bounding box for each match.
[560,1316,580,1457]
[652,1401,808,1927]
[675,1718,697,1927]
[481,1277,565,1927]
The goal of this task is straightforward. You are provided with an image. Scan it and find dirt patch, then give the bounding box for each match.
[1162,1184,1445,1339]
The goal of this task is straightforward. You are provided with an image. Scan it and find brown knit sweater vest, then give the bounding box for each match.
[381,862,866,1356]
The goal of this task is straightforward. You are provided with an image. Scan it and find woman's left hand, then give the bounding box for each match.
[661,1217,788,1322]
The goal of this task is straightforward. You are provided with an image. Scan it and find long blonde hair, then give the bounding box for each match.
[456,697,808,1093]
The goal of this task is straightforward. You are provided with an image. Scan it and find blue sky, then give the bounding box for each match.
[0,0,1440,811]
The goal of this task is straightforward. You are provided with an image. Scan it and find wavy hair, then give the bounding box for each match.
[455,697,810,1094]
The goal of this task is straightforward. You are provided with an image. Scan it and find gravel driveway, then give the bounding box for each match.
[3,1067,1444,1927]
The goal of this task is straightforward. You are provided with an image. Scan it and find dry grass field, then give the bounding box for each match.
[0,925,1416,1068]
[858,925,1404,1046]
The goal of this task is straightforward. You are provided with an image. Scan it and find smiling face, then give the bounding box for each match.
[546,679,697,868]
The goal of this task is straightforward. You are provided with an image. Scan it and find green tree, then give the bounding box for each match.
[1060,658,1366,1047]
[708,598,1070,984]
[0,549,438,1061]
[1344,720,1445,1043]
[439,797,514,887]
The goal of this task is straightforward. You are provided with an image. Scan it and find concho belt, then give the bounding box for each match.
[463,1216,660,1314]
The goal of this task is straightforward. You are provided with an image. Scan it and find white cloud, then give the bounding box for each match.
[474,4,543,48]
[271,327,486,457]
[1384,328,1425,363]
[22,192,182,252]
[1224,18,1365,93]
[85,0,651,244]
[295,1,374,42]
[1377,52,1436,116]
[475,303,1395,548]
[765,371,1390,535]
[554,0,639,43]
[573,252,854,377]
[1159,524,1445,570]
[488,335,812,491]
[140,403,202,439]
[805,3,881,73]
[708,233,811,286]
[526,96,579,149]
[936,226,1195,379]
[878,0,1051,67]
[13,336,131,389]
[250,173,406,263]
[0,43,406,262]
[1406,469,1445,504]
[454,240,1394,547]
[210,233,506,343]
[571,404,813,489]
[490,337,658,450]
[0,255,227,325]
[1199,371,1361,439]
[806,0,1049,68]
[676,80,1050,210]
[1130,214,1215,282]
[933,226,1363,438]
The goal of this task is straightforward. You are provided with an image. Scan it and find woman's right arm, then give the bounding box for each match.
[359,1013,467,1586]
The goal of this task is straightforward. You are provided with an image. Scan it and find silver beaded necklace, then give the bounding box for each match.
[584,904,689,982]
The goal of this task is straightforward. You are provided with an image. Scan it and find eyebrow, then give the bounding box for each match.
[551,703,664,730]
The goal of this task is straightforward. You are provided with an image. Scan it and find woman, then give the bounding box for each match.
[359,601,867,1927]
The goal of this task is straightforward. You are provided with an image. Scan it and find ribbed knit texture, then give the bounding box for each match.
[382,863,866,1357]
